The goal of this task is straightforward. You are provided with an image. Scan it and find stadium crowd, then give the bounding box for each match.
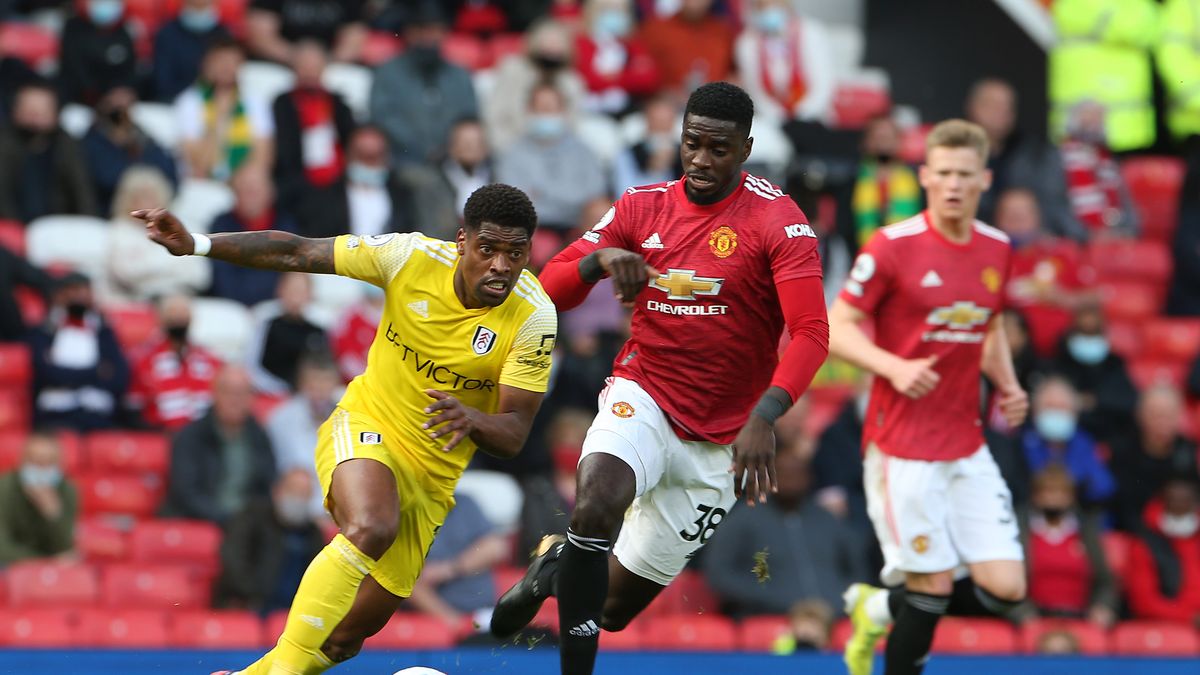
[1,0,1200,658]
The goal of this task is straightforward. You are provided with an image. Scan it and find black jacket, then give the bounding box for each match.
[1049,341,1138,446]
[271,88,357,208]
[26,310,129,432]
[162,410,277,525]
[0,246,50,341]
[292,177,418,239]
[0,126,99,221]
[57,16,137,106]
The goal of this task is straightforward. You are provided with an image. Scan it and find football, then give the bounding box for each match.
[392,669,448,675]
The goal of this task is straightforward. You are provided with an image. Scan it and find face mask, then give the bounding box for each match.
[346,162,388,188]
[275,496,311,527]
[754,7,788,34]
[66,301,89,319]
[407,44,442,70]
[179,7,219,33]
[20,464,63,488]
[1160,511,1199,539]
[16,126,52,143]
[1041,506,1069,521]
[593,10,632,39]
[873,152,894,165]
[88,0,124,27]
[165,323,189,342]
[531,54,566,71]
[529,114,566,139]
[1067,334,1109,365]
[1035,409,1078,443]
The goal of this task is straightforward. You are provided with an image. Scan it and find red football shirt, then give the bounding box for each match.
[839,212,1012,461]
[128,339,222,430]
[550,174,822,444]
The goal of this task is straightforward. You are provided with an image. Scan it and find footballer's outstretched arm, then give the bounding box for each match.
[827,297,940,399]
[133,208,336,274]
[423,385,545,459]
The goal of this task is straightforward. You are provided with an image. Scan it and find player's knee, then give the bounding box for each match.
[570,494,623,539]
[600,612,632,632]
[321,634,365,663]
[340,519,397,561]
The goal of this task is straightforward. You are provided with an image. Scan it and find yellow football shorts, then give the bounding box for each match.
[313,407,454,598]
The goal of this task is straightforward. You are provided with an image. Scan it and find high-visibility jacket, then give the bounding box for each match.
[1158,0,1200,141]
[1049,0,1159,151]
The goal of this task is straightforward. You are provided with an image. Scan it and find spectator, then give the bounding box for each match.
[1050,300,1138,446]
[769,600,834,654]
[82,85,178,215]
[1112,385,1199,532]
[997,188,1097,358]
[126,294,222,432]
[1024,376,1116,508]
[1059,101,1138,239]
[105,166,210,302]
[265,354,341,518]
[810,376,870,531]
[246,0,367,64]
[0,243,51,342]
[1126,476,1200,624]
[845,114,921,248]
[208,165,299,307]
[245,272,330,395]
[496,83,606,231]
[58,0,137,106]
[0,431,78,565]
[272,39,356,209]
[0,56,38,122]
[638,0,734,93]
[735,0,835,126]
[370,2,477,166]
[293,125,419,239]
[611,94,683,193]
[0,82,98,221]
[175,37,274,180]
[703,446,869,616]
[27,272,129,432]
[965,78,1079,240]
[330,284,384,383]
[1158,0,1200,146]
[1036,628,1082,655]
[434,118,494,225]
[153,0,232,103]
[213,467,325,615]
[484,18,585,151]
[408,492,509,629]
[162,365,276,525]
[575,0,660,115]
[1021,464,1118,626]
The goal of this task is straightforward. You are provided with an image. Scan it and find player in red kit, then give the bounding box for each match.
[831,120,1030,675]
[489,82,830,675]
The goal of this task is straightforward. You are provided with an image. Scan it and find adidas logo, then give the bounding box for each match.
[641,233,664,249]
[568,620,600,637]
[299,615,325,630]
[407,300,429,318]
[920,270,943,288]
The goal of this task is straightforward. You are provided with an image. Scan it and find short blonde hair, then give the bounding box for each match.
[926,118,989,161]
[111,166,173,221]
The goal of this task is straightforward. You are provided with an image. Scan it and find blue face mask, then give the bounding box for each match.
[88,0,125,27]
[528,114,566,140]
[1035,409,1078,443]
[20,464,63,488]
[179,7,219,33]
[754,7,788,34]
[346,162,388,188]
[593,10,632,39]
[1067,334,1109,365]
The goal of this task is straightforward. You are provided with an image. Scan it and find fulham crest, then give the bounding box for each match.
[472,326,498,355]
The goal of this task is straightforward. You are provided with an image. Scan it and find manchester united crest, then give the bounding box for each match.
[708,226,738,259]
[611,402,635,418]
[911,535,930,554]
[981,266,1001,294]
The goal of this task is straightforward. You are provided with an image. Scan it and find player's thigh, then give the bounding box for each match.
[862,445,957,586]
[946,447,1024,573]
[579,377,673,500]
[601,556,668,632]
[322,574,403,657]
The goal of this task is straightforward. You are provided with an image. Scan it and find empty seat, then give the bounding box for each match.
[0,386,30,432]
[1141,319,1200,363]
[6,560,99,607]
[1121,156,1185,242]
[648,570,721,617]
[78,473,161,518]
[0,219,25,255]
[455,470,523,533]
[85,431,170,476]
[1100,281,1163,323]
[0,22,59,71]
[1111,620,1200,656]
[104,303,161,353]
[576,113,625,166]
[1089,239,1173,285]
[25,215,111,283]
[238,60,295,105]
[101,564,202,609]
[170,178,235,235]
[930,618,1018,654]
[263,610,288,647]
[737,615,791,652]
[323,63,372,122]
[130,519,222,577]
[0,343,30,386]
[1128,358,1189,390]
[76,517,131,563]
[599,620,644,651]
[831,69,891,130]
[189,297,254,363]
[60,103,95,139]
[78,608,169,648]
[363,31,404,66]
[0,608,76,647]
[489,33,526,65]
[442,33,487,70]
[643,615,737,651]
[1107,320,1144,358]
[1019,618,1109,655]
[131,102,180,151]
[169,610,265,649]
[365,613,456,649]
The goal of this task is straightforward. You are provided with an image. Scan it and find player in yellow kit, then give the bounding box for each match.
[133,184,555,675]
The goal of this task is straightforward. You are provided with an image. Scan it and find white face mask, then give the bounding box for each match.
[20,464,63,488]
[275,496,311,527]
[1161,511,1199,538]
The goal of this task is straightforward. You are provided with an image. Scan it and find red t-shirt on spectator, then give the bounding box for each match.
[1004,238,1092,358]
[128,338,222,430]
[1028,514,1093,614]
[574,34,661,98]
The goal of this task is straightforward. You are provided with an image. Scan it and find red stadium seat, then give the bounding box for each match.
[78,473,162,518]
[0,22,60,71]
[76,517,131,563]
[1099,281,1163,323]
[130,519,222,578]
[1088,239,1173,285]
[1019,619,1109,655]
[0,385,29,432]
[170,610,265,649]
[104,304,161,354]
[84,431,170,476]
[1101,531,1134,584]
[599,622,644,651]
[656,570,721,617]
[78,608,169,648]
[1121,157,1185,243]
[930,618,1018,654]
[101,564,203,609]
[831,83,891,130]
[366,613,456,649]
[1128,358,1189,390]
[264,610,288,647]
[737,615,791,652]
[16,286,45,327]
[0,343,31,385]
[1111,621,1200,656]
[1107,320,1144,358]
[253,392,288,421]
[6,560,99,608]
[532,596,560,631]
[1141,319,1200,363]
[0,220,24,255]
[489,33,526,65]
[442,33,487,70]
[0,608,77,647]
[493,566,524,601]
[643,615,737,651]
[363,31,404,66]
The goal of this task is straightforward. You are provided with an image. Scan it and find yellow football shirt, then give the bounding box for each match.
[331,232,557,499]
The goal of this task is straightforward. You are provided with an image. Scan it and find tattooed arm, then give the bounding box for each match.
[132,208,335,274]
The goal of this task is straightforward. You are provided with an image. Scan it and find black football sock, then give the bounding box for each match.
[888,587,905,621]
[884,591,948,675]
[947,577,1023,619]
[557,528,611,675]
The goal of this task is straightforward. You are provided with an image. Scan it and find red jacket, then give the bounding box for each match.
[128,338,221,431]
[1126,499,1200,622]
